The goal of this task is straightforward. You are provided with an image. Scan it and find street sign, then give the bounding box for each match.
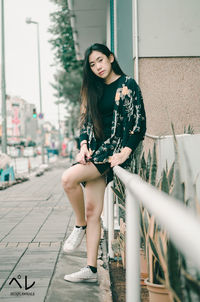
[38,113,44,119]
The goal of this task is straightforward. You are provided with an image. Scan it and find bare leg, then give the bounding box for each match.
[62,178,85,226]
[85,177,106,267]
[61,163,102,226]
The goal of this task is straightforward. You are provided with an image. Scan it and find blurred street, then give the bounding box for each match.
[11,155,47,175]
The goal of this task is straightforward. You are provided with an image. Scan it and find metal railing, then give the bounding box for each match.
[103,181,115,259]
[104,165,200,302]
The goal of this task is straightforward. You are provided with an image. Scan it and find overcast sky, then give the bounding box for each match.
[4,0,66,127]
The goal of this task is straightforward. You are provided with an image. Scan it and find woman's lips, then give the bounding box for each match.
[99,71,104,76]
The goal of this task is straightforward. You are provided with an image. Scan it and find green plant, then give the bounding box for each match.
[139,142,157,252]
[184,125,194,134]
[148,127,200,301]
[111,142,144,263]
[166,127,200,301]
[145,159,175,287]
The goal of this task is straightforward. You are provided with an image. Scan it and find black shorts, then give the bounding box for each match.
[91,161,110,175]
[91,160,113,184]
[72,160,113,185]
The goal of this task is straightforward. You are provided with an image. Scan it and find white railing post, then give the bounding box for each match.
[108,181,114,259]
[114,198,120,230]
[126,189,140,302]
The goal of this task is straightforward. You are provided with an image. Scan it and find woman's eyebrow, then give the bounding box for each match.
[89,56,102,64]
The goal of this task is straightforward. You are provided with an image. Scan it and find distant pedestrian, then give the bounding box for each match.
[67,137,76,163]
[62,43,146,283]
[61,141,67,157]
[51,141,55,149]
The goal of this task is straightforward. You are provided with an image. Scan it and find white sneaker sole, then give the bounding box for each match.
[63,242,82,253]
[64,276,98,283]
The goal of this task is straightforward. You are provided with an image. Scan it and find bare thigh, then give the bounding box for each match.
[62,162,103,185]
[84,177,106,217]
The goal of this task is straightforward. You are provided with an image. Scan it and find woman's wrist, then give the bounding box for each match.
[80,140,87,146]
[121,147,132,156]
[80,141,88,149]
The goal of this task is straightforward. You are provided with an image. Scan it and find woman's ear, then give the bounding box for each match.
[109,54,114,63]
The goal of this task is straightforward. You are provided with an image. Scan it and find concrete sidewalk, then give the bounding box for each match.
[0,160,112,302]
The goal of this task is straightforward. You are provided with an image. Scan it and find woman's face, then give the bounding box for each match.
[89,50,114,82]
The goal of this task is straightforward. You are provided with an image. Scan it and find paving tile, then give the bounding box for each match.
[38,242,50,247]
[28,243,39,248]
[0,243,8,248]
[6,243,18,248]
[17,243,29,248]
[50,241,61,248]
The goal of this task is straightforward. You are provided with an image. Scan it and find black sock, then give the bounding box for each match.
[75,225,87,230]
[87,265,97,273]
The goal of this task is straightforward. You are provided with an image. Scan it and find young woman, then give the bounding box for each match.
[62,43,146,283]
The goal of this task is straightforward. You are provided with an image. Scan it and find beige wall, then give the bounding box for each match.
[139,57,200,136]
[137,57,200,155]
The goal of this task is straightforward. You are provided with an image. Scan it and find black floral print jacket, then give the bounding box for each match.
[80,75,146,167]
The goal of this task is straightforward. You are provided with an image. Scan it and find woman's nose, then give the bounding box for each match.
[96,63,102,70]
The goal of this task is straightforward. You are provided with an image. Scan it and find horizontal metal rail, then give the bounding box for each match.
[145,132,192,139]
[113,165,200,302]
[145,132,161,139]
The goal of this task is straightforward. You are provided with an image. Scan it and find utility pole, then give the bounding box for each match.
[1,0,7,153]
[57,101,62,153]
[26,18,45,164]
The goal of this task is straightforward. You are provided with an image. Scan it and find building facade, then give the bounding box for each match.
[68,0,200,144]
[5,95,38,143]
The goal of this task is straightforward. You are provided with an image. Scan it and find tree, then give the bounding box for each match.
[48,0,83,135]
[52,69,82,135]
[48,0,83,72]
[52,68,82,105]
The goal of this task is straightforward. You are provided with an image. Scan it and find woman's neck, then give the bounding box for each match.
[105,71,121,85]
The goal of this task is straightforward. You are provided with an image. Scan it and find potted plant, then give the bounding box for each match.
[111,142,148,273]
[145,128,200,302]
[144,169,173,302]
[141,143,174,301]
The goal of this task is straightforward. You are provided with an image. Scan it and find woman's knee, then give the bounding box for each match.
[61,169,77,191]
[85,202,101,220]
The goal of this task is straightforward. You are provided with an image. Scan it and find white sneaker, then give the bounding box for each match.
[63,227,86,252]
[64,266,98,283]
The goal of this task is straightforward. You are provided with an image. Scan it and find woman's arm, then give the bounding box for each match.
[76,142,92,164]
[123,79,146,150]
[109,79,146,167]
[77,118,92,164]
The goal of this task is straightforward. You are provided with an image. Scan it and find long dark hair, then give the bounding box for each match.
[80,43,124,140]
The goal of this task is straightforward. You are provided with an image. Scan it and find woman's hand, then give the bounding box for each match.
[76,144,92,164]
[109,147,132,167]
